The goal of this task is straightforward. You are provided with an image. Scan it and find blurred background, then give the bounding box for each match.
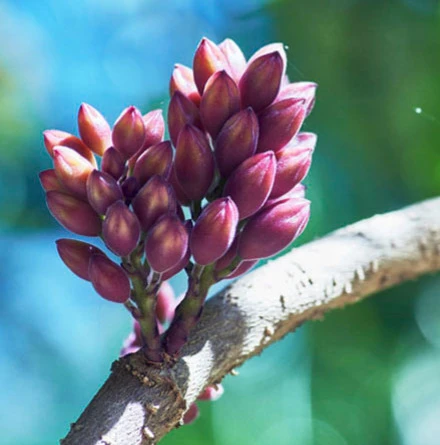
[1,0,440,444]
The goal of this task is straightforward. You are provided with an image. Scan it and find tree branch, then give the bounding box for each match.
[61,197,440,445]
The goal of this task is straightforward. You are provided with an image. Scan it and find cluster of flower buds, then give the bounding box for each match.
[40,37,316,365]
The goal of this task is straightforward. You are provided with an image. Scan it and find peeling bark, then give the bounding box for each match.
[62,197,440,445]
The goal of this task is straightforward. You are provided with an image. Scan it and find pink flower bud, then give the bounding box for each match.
[265,183,306,209]
[239,51,284,112]
[256,98,307,153]
[46,191,102,236]
[145,215,189,273]
[156,281,176,324]
[174,125,214,201]
[132,176,176,231]
[200,70,240,138]
[238,197,310,260]
[248,43,287,72]
[121,176,140,199]
[56,238,104,280]
[219,38,247,82]
[170,64,201,106]
[198,384,224,401]
[103,201,140,257]
[183,403,200,425]
[101,146,126,180]
[214,107,259,177]
[89,254,131,303]
[87,170,123,214]
[277,82,317,117]
[270,133,315,198]
[161,242,191,280]
[133,141,173,186]
[191,197,239,265]
[39,169,65,192]
[193,37,227,94]
[43,130,97,167]
[223,152,276,219]
[214,239,257,279]
[53,146,95,199]
[168,91,202,146]
[169,167,191,206]
[77,103,112,156]
[112,106,146,159]
[141,109,165,151]
[225,259,257,279]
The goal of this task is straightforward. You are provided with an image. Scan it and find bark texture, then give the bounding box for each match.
[62,197,440,445]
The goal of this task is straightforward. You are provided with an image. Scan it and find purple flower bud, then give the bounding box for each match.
[265,183,306,209]
[270,133,316,198]
[248,43,287,72]
[103,201,141,257]
[87,170,123,214]
[174,125,215,201]
[238,197,310,260]
[256,98,307,153]
[193,37,227,94]
[56,238,104,280]
[191,198,239,265]
[77,103,112,156]
[161,242,191,280]
[53,146,95,199]
[219,38,247,82]
[39,169,65,192]
[183,403,200,425]
[46,191,102,236]
[239,51,284,112]
[156,281,176,324]
[170,64,201,106]
[121,176,140,200]
[214,239,257,279]
[169,167,191,206]
[133,141,173,186]
[89,254,131,303]
[225,259,257,279]
[214,108,259,177]
[198,384,224,401]
[112,106,146,159]
[141,109,165,151]
[168,91,202,147]
[200,70,240,138]
[132,176,177,231]
[43,130,97,167]
[101,146,126,180]
[277,82,317,117]
[223,152,276,219]
[145,215,189,273]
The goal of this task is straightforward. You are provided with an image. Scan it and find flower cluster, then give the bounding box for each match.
[40,37,316,364]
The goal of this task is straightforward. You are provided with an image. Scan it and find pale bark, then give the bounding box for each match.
[62,197,440,445]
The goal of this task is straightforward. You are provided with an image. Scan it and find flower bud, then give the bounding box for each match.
[183,403,200,425]
[46,191,102,236]
[191,198,239,265]
[133,141,173,186]
[238,197,310,260]
[112,106,146,159]
[156,281,176,324]
[223,152,276,219]
[53,146,95,199]
[168,91,201,146]
[103,201,140,256]
[256,98,307,153]
[87,170,123,214]
[121,176,139,200]
[225,259,257,279]
[239,51,284,112]
[43,130,97,167]
[101,146,126,180]
[219,38,247,82]
[270,133,315,198]
[89,254,130,303]
[265,183,306,209]
[140,109,165,151]
[277,82,317,117]
[39,169,65,192]
[56,238,104,280]
[214,240,257,279]
[169,167,191,206]
[193,37,227,94]
[200,70,240,138]
[174,125,214,201]
[161,241,191,280]
[145,215,189,273]
[77,103,112,156]
[198,384,224,401]
[214,107,259,177]
[170,64,201,105]
[248,43,287,71]
[132,176,176,231]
